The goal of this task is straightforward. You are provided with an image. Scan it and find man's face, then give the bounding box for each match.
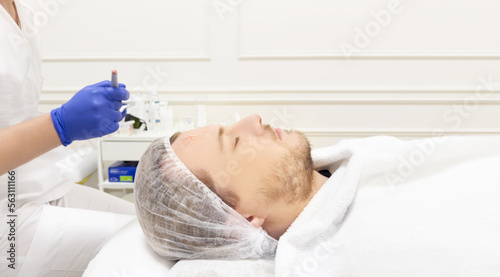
[171,114,314,231]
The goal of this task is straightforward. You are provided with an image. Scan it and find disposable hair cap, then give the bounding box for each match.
[135,137,278,260]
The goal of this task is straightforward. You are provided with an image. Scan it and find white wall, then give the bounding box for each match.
[37,0,500,149]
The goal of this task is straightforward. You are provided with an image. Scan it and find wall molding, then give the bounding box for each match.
[42,54,211,62]
[39,98,500,105]
[235,5,500,61]
[42,87,500,94]
[302,129,500,137]
[40,87,500,105]
[238,51,500,61]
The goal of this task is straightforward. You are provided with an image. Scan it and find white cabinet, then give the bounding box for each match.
[96,135,163,191]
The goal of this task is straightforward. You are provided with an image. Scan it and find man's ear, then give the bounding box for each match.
[246,216,265,228]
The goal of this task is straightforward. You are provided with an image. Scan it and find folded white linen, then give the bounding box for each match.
[275,136,500,277]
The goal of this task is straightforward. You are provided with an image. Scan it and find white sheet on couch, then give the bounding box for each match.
[83,219,176,277]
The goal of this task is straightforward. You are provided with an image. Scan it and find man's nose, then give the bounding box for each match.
[230,113,262,136]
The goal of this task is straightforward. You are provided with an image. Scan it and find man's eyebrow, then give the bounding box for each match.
[169,131,182,145]
[218,126,224,151]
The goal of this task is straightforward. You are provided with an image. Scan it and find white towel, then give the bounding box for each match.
[275,136,500,277]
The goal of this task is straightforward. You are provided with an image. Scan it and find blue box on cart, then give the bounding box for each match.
[108,161,139,182]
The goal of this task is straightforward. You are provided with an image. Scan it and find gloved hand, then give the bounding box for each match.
[50,80,129,146]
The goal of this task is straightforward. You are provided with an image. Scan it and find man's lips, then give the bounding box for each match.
[275,128,283,140]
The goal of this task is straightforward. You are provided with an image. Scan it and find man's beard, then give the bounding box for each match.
[259,130,314,204]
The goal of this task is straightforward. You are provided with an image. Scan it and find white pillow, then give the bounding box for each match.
[83,218,176,277]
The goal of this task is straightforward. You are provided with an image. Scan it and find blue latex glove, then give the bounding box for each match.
[50,81,129,146]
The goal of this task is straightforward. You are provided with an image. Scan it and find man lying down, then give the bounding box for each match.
[134,113,500,276]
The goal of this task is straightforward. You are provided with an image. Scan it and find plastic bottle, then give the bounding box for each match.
[148,90,160,132]
[160,102,167,133]
[134,93,145,121]
[196,99,207,128]
[161,101,175,132]
[166,105,174,131]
